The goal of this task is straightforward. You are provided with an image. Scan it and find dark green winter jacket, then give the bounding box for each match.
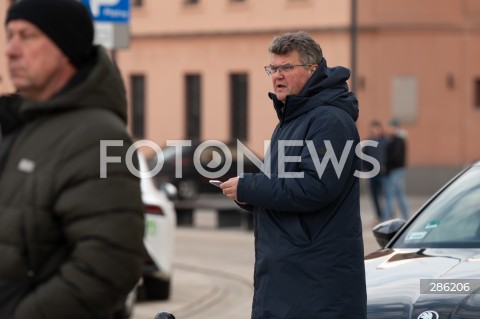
[0,47,145,319]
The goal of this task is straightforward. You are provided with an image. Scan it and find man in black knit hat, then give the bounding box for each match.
[0,0,145,318]
[5,0,95,100]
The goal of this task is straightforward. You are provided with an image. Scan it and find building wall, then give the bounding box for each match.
[118,0,480,168]
[118,0,354,156]
[118,31,351,155]
[1,0,479,187]
[131,0,350,34]
[356,0,480,169]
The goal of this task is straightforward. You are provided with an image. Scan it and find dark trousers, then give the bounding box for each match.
[369,175,383,220]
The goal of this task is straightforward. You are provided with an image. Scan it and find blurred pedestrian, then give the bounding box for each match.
[363,119,388,222]
[0,1,145,318]
[220,31,366,319]
[383,118,410,220]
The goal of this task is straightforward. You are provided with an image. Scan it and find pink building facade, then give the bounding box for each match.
[1,0,479,192]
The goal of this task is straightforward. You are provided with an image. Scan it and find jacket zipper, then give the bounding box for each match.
[278,106,284,128]
[279,100,287,128]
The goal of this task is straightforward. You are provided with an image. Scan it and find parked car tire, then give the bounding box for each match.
[140,273,171,300]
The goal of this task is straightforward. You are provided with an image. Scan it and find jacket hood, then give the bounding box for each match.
[18,46,127,123]
[269,58,359,123]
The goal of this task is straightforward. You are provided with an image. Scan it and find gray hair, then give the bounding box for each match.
[269,31,323,65]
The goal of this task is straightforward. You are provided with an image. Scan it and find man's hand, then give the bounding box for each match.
[220,176,248,205]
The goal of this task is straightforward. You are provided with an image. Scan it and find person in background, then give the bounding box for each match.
[0,1,145,318]
[363,119,388,222]
[383,117,410,220]
[220,31,366,319]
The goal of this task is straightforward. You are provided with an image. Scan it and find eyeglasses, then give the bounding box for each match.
[264,64,315,76]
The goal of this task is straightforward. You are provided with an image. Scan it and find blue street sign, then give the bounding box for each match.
[81,0,130,23]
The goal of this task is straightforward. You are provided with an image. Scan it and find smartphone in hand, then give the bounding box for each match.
[209,180,222,188]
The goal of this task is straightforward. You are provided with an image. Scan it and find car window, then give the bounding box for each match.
[394,166,480,248]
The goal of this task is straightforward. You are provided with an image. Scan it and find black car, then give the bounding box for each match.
[150,140,262,200]
[365,161,480,319]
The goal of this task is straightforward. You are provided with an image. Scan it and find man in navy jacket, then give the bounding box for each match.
[221,31,366,319]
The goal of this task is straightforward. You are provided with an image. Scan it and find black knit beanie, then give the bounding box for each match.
[6,0,94,68]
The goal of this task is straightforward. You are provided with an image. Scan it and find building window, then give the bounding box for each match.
[130,75,146,139]
[132,0,143,7]
[185,74,202,140]
[230,73,249,141]
[392,75,418,124]
[475,78,480,109]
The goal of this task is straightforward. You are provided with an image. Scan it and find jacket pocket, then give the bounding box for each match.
[268,211,311,246]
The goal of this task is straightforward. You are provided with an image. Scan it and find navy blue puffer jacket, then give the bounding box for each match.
[238,58,366,319]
